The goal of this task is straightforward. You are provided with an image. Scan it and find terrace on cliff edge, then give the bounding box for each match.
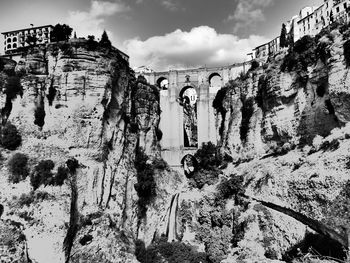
[2,14,350,263]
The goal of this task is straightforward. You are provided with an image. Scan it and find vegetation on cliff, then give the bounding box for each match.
[134,149,157,218]
[7,152,29,183]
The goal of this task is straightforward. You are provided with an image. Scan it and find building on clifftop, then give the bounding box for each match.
[253,0,350,61]
[2,25,53,55]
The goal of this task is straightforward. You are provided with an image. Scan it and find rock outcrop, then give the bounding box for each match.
[0,42,170,263]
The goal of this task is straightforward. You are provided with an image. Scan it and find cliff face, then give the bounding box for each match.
[2,26,350,263]
[0,43,168,263]
[206,26,350,262]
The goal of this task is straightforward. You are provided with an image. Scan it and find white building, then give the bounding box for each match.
[253,0,350,60]
[2,25,53,54]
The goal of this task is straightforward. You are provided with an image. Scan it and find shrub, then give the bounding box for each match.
[281,35,317,72]
[134,149,157,218]
[54,166,69,186]
[238,71,249,81]
[17,192,35,207]
[135,238,209,263]
[7,153,29,183]
[152,158,168,170]
[189,142,226,189]
[1,122,22,150]
[249,60,260,71]
[30,160,55,190]
[217,175,245,203]
[87,35,98,51]
[15,191,52,207]
[194,142,224,171]
[66,158,79,174]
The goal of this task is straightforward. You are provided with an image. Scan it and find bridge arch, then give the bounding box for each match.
[179,86,198,147]
[208,72,222,87]
[156,76,169,90]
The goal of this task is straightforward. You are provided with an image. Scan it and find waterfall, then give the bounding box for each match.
[166,193,180,242]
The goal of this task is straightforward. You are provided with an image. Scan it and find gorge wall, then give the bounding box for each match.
[0,42,178,263]
[1,23,350,263]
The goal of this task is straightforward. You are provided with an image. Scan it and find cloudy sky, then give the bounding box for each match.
[0,0,323,71]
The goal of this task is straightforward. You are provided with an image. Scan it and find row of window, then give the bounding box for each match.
[5,43,18,50]
[5,33,49,44]
[4,27,51,37]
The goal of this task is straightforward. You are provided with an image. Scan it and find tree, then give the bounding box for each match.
[50,24,73,42]
[99,30,112,49]
[8,153,29,183]
[87,35,98,51]
[30,160,55,190]
[1,122,22,150]
[280,23,288,48]
[26,34,37,46]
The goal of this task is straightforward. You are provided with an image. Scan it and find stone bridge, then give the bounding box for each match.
[138,63,248,167]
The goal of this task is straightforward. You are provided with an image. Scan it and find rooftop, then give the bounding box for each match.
[1,25,53,35]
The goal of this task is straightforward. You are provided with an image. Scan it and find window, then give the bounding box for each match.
[344,3,347,9]
[7,44,11,49]
[337,7,340,13]
[13,37,17,42]
[13,43,17,48]
[7,38,11,43]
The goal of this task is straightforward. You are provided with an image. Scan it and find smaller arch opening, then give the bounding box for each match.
[181,154,198,178]
[13,37,17,42]
[157,77,169,90]
[12,43,17,48]
[7,38,11,43]
[7,44,11,49]
[209,73,222,87]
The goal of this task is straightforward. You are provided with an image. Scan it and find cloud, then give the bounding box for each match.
[123,26,269,71]
[161,0,180,11]
[227,0,274,34]
[66,0,129,42]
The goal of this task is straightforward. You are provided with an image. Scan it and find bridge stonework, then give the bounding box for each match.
[138,63,247,167]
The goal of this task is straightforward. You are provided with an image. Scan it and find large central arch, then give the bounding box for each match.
[179,86,198,147]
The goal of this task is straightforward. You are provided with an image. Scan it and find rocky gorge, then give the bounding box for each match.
[1,23,350,263]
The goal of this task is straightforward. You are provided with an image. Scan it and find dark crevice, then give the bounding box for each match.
[325,99,335,115]
[47,78,57,106]
[63,160,80,263]
[34,83,46,128]
[240,97,254,143]
[1,97,13,125]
